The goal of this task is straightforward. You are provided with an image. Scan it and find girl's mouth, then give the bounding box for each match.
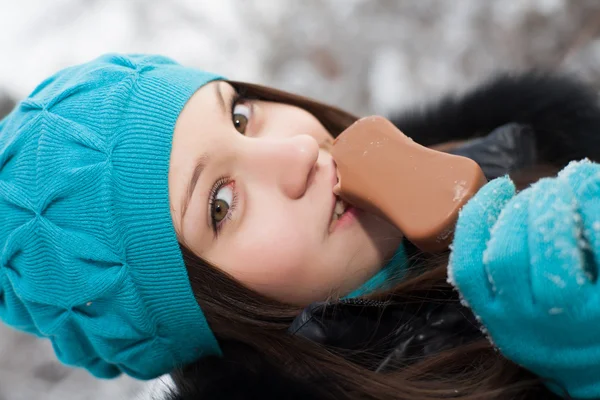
[332,196,349,222]
[329,195,359,233]
[329,161,359,232]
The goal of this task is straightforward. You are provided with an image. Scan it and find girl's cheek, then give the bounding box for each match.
[234,231,308,284]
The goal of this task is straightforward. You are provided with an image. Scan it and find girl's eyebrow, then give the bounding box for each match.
[181,152,210,221]
[215,82,227,115]
[180,83,227,222]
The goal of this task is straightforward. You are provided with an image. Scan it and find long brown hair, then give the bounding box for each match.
[179,81,563,400]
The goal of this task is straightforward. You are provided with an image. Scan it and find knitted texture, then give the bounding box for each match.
[0,54,222,379]
[449,159,600,399]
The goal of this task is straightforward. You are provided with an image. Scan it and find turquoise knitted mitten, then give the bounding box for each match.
[449,159,600,399]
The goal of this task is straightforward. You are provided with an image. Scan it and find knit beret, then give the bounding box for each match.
[0,54,222,379]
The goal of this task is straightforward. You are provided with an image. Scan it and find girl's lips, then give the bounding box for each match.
[329,205,360,233]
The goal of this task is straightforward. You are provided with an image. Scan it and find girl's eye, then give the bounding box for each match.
[209,178,238,236]
[232,102,251,134]
[212,185,233,223]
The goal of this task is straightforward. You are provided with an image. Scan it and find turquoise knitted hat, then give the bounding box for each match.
[0,54,223,379]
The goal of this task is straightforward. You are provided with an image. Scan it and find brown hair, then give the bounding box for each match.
[179,81,564,400]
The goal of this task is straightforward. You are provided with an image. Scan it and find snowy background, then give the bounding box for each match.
[2,0,600,399]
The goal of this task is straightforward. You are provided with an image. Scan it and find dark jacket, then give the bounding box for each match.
[161,72,600,400]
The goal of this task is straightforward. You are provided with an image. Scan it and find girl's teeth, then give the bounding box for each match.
[335,199,345,216]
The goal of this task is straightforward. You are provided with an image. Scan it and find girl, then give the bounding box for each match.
[1,54,599,400]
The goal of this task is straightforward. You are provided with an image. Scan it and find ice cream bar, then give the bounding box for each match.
[332,116,487,252]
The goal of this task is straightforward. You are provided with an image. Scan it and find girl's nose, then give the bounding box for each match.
[241,134,320,199]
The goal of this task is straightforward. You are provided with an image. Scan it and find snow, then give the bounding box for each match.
[548,307,564,315]
[545,272,567,289]
[453,180,468,202]
[3,1,600,115]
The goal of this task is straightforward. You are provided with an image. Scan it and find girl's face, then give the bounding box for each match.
[169,81,402,305]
